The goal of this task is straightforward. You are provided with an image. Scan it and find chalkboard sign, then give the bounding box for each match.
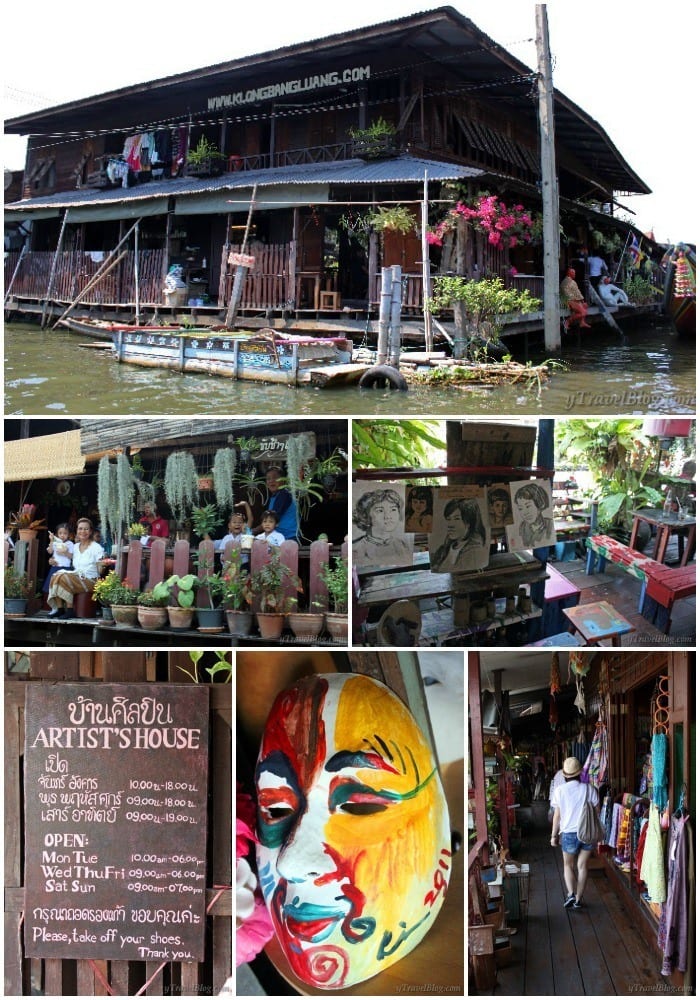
[24,683,209,962]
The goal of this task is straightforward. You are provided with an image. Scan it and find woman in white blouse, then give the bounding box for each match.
[47,518,105,618]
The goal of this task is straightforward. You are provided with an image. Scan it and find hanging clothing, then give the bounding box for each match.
[608,803,623,849]
[651,733,668,809]
[581,720,608,787]
[634,818,649,883]
[659,813,689,975]
[640,803,667,903]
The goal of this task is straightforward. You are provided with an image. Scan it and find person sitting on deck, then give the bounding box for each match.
[560,268,591,331]
[598,276,630,306]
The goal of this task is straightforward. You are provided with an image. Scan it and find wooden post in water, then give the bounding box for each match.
[389,264,402,367]
[225,184,257,328]
[133,220,141,324]
[421,170,434,352]
[536,5,561,352]
[41,208,70,328]
[376,267,392,364]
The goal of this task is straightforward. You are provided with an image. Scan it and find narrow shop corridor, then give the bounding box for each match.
[476,802,669,996]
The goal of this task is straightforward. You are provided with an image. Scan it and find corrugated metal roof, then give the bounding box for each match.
[4,156,482,214]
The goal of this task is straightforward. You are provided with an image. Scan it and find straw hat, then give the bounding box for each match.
[562,756,582,777]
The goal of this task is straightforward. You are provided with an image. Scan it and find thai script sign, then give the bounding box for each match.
[208,65,371,110]
[228,252,256,268]
[24,684,209,961]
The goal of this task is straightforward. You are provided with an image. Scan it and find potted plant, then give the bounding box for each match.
[249,549,302,641]
[4,565,33,615]
[320,554,349,642]
[220,549,254,636]
[197,571,227,631]
[109,579,140,627]
[349,116,398,159]
[162,573,199,630]
[186,135,226,177]
[136,586,170,631]
[130,453,145,481]
[10,504,46,542]
[191,503,223,541]
[235,436,259,468]
[92,570,126,622]
[197,470,215,492]
[128,522,147,541]
[287,598,325,642]
[309,447,347,493]
[366,204,417,235]
[234,466,266,506]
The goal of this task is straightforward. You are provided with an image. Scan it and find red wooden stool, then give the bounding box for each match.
[73,590,98,618]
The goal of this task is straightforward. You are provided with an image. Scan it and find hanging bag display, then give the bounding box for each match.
[577,785,606,845]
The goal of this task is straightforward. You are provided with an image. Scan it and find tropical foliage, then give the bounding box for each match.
[429,276,541,326]
[352,419,444,471]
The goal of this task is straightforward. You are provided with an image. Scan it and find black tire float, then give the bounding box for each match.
[358,364,408,391]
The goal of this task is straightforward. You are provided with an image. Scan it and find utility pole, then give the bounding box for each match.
[535,5,561,351]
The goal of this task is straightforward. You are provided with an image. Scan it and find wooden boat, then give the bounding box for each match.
[110,327,370,387]
[663,243,695,337]
[60,316,219,340]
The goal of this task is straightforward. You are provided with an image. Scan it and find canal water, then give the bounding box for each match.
[4,317,695,416]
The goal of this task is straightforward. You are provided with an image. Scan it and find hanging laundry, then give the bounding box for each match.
[659,814,689,975]
[106,159,130,188]
[651,732,668,810]
[639,803,667,903]
[123,134,145,172]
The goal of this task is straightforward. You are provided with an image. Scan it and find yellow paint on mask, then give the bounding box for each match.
[329,674,447,935]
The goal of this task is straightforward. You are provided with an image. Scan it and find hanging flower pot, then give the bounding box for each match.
[198,476,215,491]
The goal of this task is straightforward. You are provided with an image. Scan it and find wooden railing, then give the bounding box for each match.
[4,249,167,306]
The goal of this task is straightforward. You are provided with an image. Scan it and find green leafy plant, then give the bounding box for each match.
[137,588,170,608]
[92,570,128,606]
[352,419,444,470]
[161,573,199,609]
[220,549,253,610]
[349,116,397,141]
[4,565,33,599]
[429,276,541,325]
[187,135,226,166]
[366,204,416,235]
[249,549,302,613]
[106,579,140,606]
[179,649,232,684]
[128,522,146,539]
[191,504,223,539]
[235,466,266,505]
[320,554,348,613]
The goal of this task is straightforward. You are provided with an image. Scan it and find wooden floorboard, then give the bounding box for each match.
[475,803,670,995]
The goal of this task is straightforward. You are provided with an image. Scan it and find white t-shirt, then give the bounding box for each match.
[551,779,598,833]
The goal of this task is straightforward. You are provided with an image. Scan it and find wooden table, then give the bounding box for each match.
[562,599,634,646]
[629,507,696,566]
[264,759,464,995]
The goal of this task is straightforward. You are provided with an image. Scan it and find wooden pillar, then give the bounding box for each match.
[468,655,489,865]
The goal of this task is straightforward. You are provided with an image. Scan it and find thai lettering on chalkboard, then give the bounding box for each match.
[24,684,209,962]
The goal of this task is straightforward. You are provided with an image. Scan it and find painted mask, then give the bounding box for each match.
[255,673,451,989]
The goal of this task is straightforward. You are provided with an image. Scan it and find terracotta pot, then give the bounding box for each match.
[226,609,254,637]
[256,612,285,641]
[198,477,214,491]
[168,606,195,630]
[287,612,324,641]
[18,529,37,542]
[111,604,139,627]
[324,612,348,644]
[137,606,168,630]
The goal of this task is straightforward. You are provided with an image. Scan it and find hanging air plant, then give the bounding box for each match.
[212,447,237,513]
[164,451,199,523]
[97,456,119,542]
[284,432,320,524]
[116,453,135,529]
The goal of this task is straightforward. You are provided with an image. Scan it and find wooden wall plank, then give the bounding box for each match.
[102,652,148,681]
[29,652,80,679]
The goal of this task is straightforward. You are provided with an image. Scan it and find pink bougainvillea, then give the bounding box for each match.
[427,194,537,251]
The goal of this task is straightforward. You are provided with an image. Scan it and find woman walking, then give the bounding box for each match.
[550,756,598,909]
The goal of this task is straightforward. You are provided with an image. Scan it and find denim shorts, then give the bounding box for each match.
[560,832,593,854]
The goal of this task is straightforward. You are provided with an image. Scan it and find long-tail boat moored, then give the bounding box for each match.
[663,243,696,336]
